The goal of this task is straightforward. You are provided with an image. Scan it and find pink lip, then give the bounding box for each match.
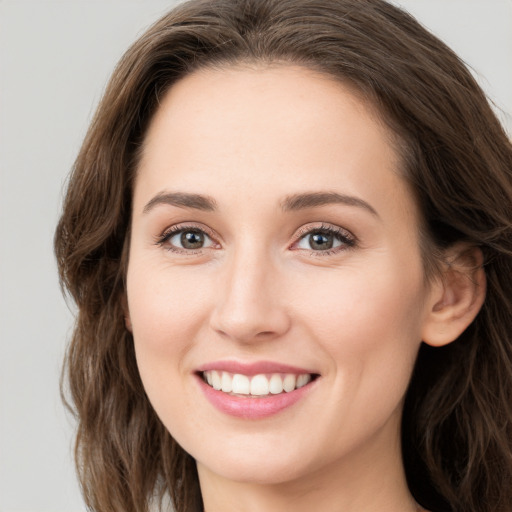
[196,378,315,419]
[194,361,319,419]
[196,360,317,376]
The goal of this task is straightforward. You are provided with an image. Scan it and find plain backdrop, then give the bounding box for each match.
[0,1,511,511]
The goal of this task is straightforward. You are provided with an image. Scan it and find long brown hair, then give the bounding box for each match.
[54,1,512,511]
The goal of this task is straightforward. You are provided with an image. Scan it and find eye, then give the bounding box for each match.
[293,224,356,253]
[157,225,217,252]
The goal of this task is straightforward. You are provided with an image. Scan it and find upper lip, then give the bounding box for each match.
[196,360,318,376]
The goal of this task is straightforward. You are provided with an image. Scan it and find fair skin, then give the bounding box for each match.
[126,65,485,512]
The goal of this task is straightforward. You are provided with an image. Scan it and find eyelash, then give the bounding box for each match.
[292,223,356,256]
[155,222,357,256]
[155,224,218,254]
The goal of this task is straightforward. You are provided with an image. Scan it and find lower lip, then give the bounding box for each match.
[196,375,316,419]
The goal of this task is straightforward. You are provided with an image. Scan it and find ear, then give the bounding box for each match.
[422,244,486,347]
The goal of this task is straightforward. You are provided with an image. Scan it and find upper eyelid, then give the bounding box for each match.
[160,222,218,240]
[292,222,355,241]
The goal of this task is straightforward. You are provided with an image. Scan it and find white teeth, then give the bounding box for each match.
[202,371,314,396]
[221,372,232,393]
[232,374,250,394]
[250,374,269,396]
[269,374,283,394]
[296,374,312,388]
[211,370,222,391]
[283,374,296,392]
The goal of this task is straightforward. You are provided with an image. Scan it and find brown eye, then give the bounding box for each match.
[161,227,216,251]
[308,232,335,250]
[180,230,205,249]
[296,230,344,251]
[293,224,356,254]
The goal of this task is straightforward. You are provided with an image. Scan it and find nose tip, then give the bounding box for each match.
[209,257,291,344]
[212,308,290,344]
[212,299,289,343]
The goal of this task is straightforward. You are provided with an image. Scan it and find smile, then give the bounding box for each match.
[202,370,314,397]
[196,362,319,418]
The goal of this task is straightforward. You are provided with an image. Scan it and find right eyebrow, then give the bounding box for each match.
[142,191,218,214]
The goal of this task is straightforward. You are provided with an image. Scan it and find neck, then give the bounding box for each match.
[197,412,420,512]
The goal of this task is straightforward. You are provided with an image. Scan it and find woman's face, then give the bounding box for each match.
[126,65,435,486]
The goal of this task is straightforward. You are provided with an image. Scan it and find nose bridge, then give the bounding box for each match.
[211,239,289,342]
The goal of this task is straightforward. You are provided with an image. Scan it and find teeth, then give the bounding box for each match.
[296,374,312,388]
[232,374,250,394]
[211,371,222,391]
[250,374,269,396]
[269,374,283,394]
[202,371,314,396]
[221,372,233,393]
[283,374,296,392]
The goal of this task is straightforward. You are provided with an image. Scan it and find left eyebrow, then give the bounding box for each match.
[280,191,379,217]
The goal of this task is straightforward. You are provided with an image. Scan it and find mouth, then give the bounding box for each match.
[195,361,320,418]
[199,370,319,397]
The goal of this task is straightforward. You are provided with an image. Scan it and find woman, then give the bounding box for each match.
[54,0,512,511]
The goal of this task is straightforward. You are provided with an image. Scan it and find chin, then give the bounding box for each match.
[191,433,322,486]
[198,454,311,486]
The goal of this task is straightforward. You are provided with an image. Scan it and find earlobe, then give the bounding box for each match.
[422,244,486,347]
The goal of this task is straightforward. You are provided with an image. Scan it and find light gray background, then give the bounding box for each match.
[0,1,511,511]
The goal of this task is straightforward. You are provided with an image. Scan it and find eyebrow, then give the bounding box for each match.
[281,191,379,217]
[142,190,378,217]
[143,191,218,213]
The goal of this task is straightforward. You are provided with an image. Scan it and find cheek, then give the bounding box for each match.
[125,260,213,411]
[285,264,426,458]
[296,255,425,342]
[294,258,426,398]
[127,260,211,344]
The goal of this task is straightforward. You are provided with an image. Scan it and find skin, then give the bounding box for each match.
[126,65,484,512]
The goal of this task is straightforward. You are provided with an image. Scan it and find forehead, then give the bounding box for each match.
[141,64,390,164]
[135,64,417,224]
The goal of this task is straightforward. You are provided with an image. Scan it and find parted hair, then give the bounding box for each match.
[54,1,512,511]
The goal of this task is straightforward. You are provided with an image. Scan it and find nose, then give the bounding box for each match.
[209,245,291,344]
